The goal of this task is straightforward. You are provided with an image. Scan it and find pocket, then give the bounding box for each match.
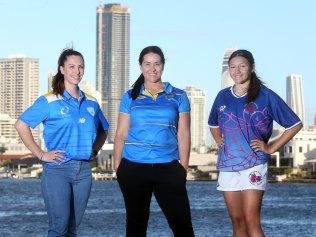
[175,162,187,177]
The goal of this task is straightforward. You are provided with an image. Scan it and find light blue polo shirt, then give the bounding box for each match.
[120,82,190,163]
[19,89,109,162]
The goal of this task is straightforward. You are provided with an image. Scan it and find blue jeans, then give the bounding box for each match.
[41,160,92,237]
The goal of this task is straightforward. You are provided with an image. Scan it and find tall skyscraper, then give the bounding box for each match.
[0,55,39,119]
[286,74,305,126]
[47,69,54,92]
[221,47,237,89]
[96,3,130,142]
[185,86,206,150]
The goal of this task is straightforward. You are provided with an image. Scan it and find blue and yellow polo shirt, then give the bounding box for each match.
[19,89,109,162]
[120,82,190,163]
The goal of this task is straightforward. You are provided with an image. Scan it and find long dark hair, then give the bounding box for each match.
[52,48,84,96]
[131,46,165,100]
[228,49,263,103]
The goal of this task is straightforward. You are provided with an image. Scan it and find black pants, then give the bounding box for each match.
[117,158,195,237]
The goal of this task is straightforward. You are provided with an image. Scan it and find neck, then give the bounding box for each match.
[233,84,248,96]
[145,81,163,95]
[65,85,80,99]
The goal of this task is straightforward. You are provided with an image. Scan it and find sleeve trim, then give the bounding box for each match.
[284,121,302,130]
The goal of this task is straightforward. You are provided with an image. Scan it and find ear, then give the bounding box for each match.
[60,66,65,75]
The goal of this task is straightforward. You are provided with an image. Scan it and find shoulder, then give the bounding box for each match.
[83,92,98,103]
[215,87,231,99]
[259,85,280,98]
[164,82,186,96]
[41,92,58,104]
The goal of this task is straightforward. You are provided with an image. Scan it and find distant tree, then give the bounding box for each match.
[0,145,7,154]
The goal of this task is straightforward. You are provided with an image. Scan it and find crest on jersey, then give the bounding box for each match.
[87,107,95,116]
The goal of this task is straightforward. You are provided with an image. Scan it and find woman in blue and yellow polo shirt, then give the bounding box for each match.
[15,49,109,236]
[114,46,194,237]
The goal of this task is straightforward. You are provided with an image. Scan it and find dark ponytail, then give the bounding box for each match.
[247,71,262,103]
[228,49,263,103]
[131,74,145,100]
[131,46,165,100]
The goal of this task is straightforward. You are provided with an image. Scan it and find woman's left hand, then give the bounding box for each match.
[250,139,273,154]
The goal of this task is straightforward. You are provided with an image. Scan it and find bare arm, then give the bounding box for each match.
[177,112,191,170]
[251,123,303,153]
[210,127,224,147]
[90,130,107,159]
[113,113,130,171]
[15,120,63,163]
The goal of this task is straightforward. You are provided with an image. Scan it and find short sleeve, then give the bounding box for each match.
[268,90,302,129]
[208,94,221,127]
[19,96,49,129]
[96,104,109,132]
[119,91,132,114]
[179,92,190,113]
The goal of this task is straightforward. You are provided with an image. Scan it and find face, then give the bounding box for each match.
[140,53,164,83]
[228,56,253,85]
[60,55,84,87]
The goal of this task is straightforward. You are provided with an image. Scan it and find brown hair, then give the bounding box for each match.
[52,48,84,96]
[228,49,264,103]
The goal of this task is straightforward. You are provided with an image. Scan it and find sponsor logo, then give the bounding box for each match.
[165,93,174,100]
[219,105,226,112]
[249,171,262,185]
[79,118,86,124]
[87,107,95,116]
[60,106,69,115]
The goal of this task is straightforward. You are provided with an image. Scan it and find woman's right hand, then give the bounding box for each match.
[40,150,65,164]
[216,138,224,148]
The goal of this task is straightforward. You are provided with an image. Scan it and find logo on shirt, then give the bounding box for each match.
[219,105,226,112]
[79,117,86,124]
[249,171,262,185]
[165,93,174,100]
[87,107,95,117]
[60,106,70,116]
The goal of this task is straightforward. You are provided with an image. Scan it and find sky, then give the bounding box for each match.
[1,0,316,127]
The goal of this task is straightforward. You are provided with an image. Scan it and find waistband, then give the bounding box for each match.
[121,158,179,167]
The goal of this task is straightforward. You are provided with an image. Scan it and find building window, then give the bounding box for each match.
[289,146,292,153]
[299,147,303,153]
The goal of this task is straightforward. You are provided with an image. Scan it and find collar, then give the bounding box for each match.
[140,82,173,95]
[62,89,85,101]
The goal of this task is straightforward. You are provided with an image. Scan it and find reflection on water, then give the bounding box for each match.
[0,179,315,237]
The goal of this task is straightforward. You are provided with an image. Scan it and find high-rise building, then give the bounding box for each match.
[79,80,102,105]
[96,3,130,142]
[221,47,237,89]
[185,86,206,150]
[0,55,39,119]
[47,69,54,92]
[286,74,305,126]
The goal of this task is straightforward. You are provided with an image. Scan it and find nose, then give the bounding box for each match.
[76,67,81,74]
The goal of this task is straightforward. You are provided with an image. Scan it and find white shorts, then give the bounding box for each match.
[217,163,268,191]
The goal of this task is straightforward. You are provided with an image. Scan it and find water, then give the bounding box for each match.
[0,179,315,237]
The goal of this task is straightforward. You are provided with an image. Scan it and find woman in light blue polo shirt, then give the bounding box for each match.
[15,48,109,236]
[114,46,194,236]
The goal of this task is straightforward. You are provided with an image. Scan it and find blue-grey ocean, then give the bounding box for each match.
[0,179,315,237]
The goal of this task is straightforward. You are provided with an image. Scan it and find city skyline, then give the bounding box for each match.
[96,3,130,142]
[1,0,316,125]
